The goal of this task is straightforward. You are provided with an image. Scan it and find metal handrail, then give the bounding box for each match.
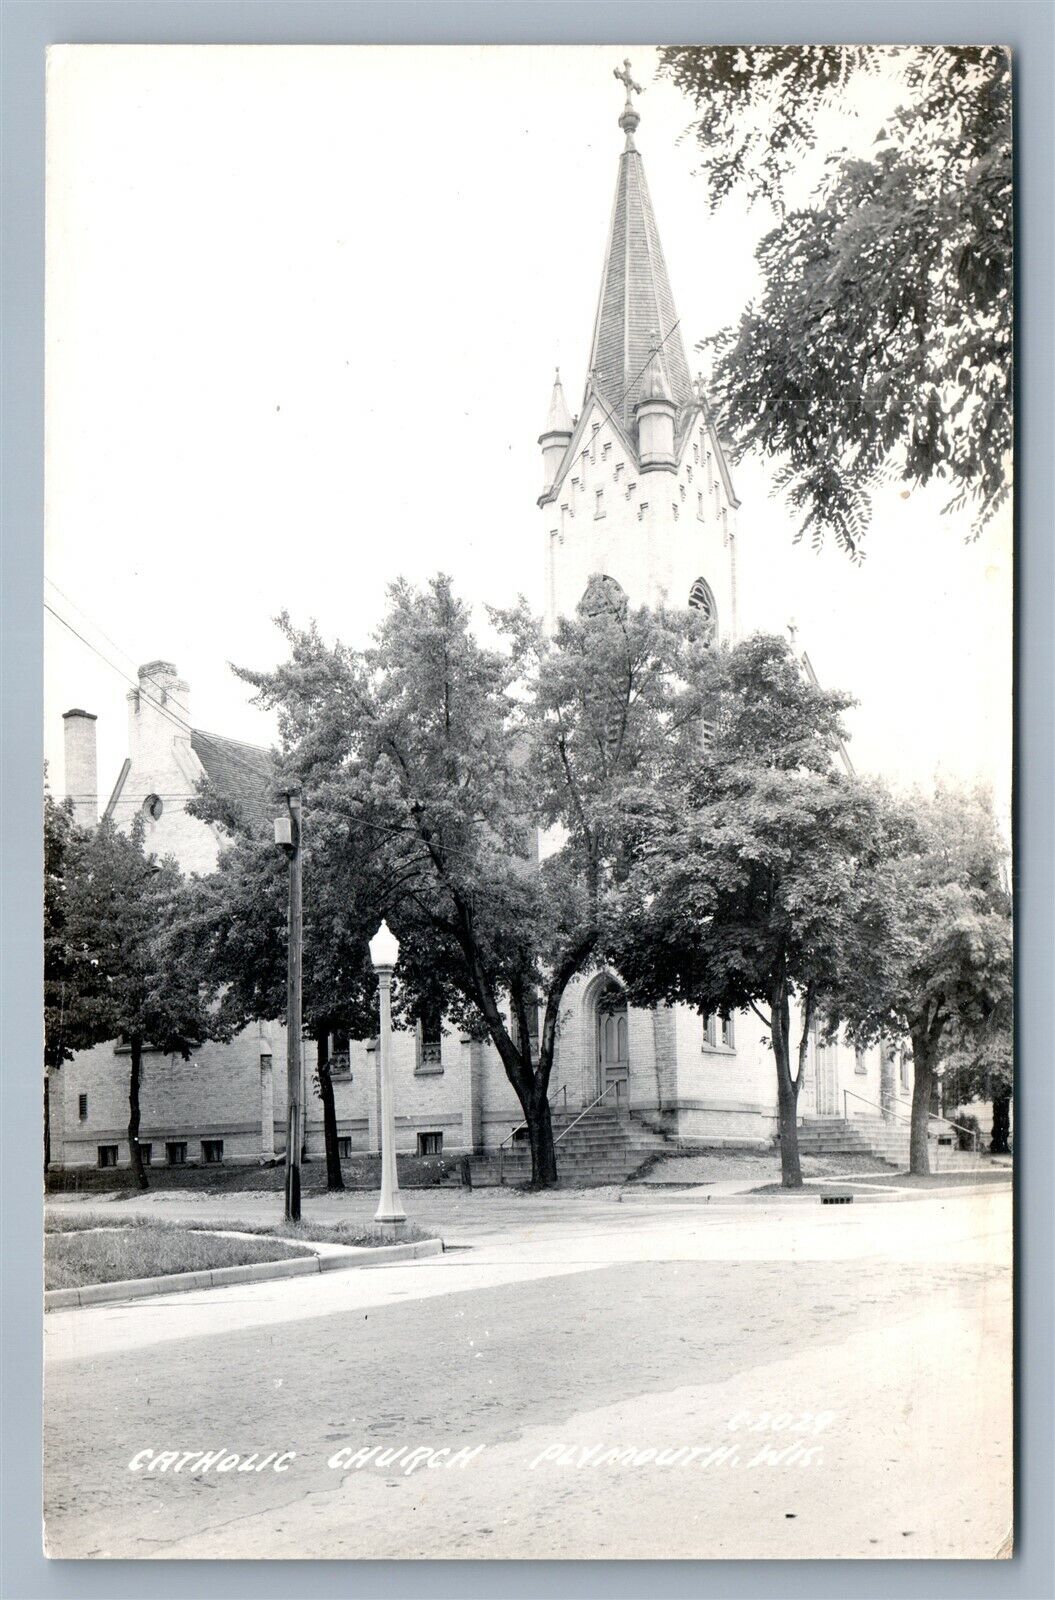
[842,1088,981,1158]
[496,1079,621,1184]
[554,1078,623,1145]
[498,1082,569,1153]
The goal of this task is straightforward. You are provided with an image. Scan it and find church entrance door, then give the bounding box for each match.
[596,983,629,1109]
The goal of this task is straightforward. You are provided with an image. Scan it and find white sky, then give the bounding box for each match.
[44,44,1011,821]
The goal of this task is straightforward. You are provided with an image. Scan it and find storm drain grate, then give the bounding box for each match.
[821,1192,854,1204]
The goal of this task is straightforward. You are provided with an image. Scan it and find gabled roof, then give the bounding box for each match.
[189,729,276,822]
[586,135,694,436]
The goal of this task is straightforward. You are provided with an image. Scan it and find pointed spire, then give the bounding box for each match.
[542,367,573,438]
[587,68,694,442]
[640,329,673,403]
[539,366,574,496]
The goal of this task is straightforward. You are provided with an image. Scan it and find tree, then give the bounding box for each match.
[940,1001,1013,1155]
[43,782,95,1167]
[607,634,893,1188]
[178,790,383,1192]
[235,576,714,1187]
[63,816,211,1190]
[836,784,1012,1173]
[659,46,1011,554]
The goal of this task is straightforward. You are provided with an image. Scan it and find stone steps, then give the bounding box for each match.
[473,1104,682,1186]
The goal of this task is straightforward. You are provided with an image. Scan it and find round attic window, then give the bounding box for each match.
[143,794,164,821]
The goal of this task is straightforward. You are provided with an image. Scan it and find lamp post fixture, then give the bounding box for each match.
[274,790,303,1223]
[369,920,406,1230]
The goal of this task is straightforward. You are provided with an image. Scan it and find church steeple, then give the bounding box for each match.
[540,58,739,642]
[586,61,694,442]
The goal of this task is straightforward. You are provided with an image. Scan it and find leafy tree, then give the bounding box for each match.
[44,782,96,1167]
[940,1000,1013,1155]
[235,576,713,1187]
[179,789,384,1191]
[836,784,1012,1173]
[63,816,211,1190]
[660,45,1011,554]
[606,634,894,1188]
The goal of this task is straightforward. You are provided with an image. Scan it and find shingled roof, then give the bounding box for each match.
[190,728,276,824]
[586,132,694,436]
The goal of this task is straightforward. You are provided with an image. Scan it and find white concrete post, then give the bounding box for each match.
[374,966,406,1227]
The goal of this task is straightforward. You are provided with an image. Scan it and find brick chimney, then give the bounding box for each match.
[128,660,191,769]
[62,709,98,827]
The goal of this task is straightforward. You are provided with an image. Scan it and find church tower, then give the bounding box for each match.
[539,61,740,642]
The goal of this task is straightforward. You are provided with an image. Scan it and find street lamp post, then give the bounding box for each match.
[369,920,406,1230]
[274,790,303,1223]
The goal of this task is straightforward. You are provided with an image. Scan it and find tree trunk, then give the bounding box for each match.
[316,1032,344,1192]
[908,1028,934,1176]
[990,1080,1012,1155]
[128,1037,149,1191]
[770,986,803,1188]
[44,1076,51,1172]
[526,1089,558,1188]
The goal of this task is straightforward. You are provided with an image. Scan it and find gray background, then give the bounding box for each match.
[2,3,1051,1596]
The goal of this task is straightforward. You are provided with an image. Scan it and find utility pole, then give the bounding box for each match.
[275,789,303,1222]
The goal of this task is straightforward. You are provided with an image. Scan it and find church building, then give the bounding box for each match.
[47,67,914,1179]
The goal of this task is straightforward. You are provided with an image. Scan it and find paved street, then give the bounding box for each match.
[44,1184,1012,1560]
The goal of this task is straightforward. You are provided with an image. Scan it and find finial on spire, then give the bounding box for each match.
[614,57,643,147]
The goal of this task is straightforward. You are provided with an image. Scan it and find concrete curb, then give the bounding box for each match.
[45,1237,443,1311]
[618,1178,1012,1207]
[684,1181,1013,1207]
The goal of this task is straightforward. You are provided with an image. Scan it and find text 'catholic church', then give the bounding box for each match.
[48,68,916,1180]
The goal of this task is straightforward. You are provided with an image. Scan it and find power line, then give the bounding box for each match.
[44,575,193,719]
[577,318,685,457]
[44,601,198,741]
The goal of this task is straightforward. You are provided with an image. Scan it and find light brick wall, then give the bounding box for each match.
[543,400,736,636]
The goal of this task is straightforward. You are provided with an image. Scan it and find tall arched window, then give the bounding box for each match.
[579,573,627,617]
[688,577,717,642]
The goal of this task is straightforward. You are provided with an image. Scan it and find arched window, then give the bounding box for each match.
[688,577,717,642]
[579,573,627,617]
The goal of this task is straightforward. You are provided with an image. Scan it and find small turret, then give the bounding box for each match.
[538,368,574,495]
[636,331,677,471]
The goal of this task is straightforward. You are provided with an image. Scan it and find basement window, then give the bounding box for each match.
[166,1141,187,1167]
[337,1136,352,1160]
[140,1143,153,1166]
[417,1131,443,1156]
[202,1139,224,1165]
[97,1144,118,1168]
[78,1093,88,1121]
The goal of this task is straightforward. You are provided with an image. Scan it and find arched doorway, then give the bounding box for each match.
[595,977,629,1107]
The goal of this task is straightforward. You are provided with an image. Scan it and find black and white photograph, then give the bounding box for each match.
[40,42,1013,1561]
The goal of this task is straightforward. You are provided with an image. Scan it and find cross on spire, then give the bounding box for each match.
[613,58,642,99]
[614,57,643,146]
